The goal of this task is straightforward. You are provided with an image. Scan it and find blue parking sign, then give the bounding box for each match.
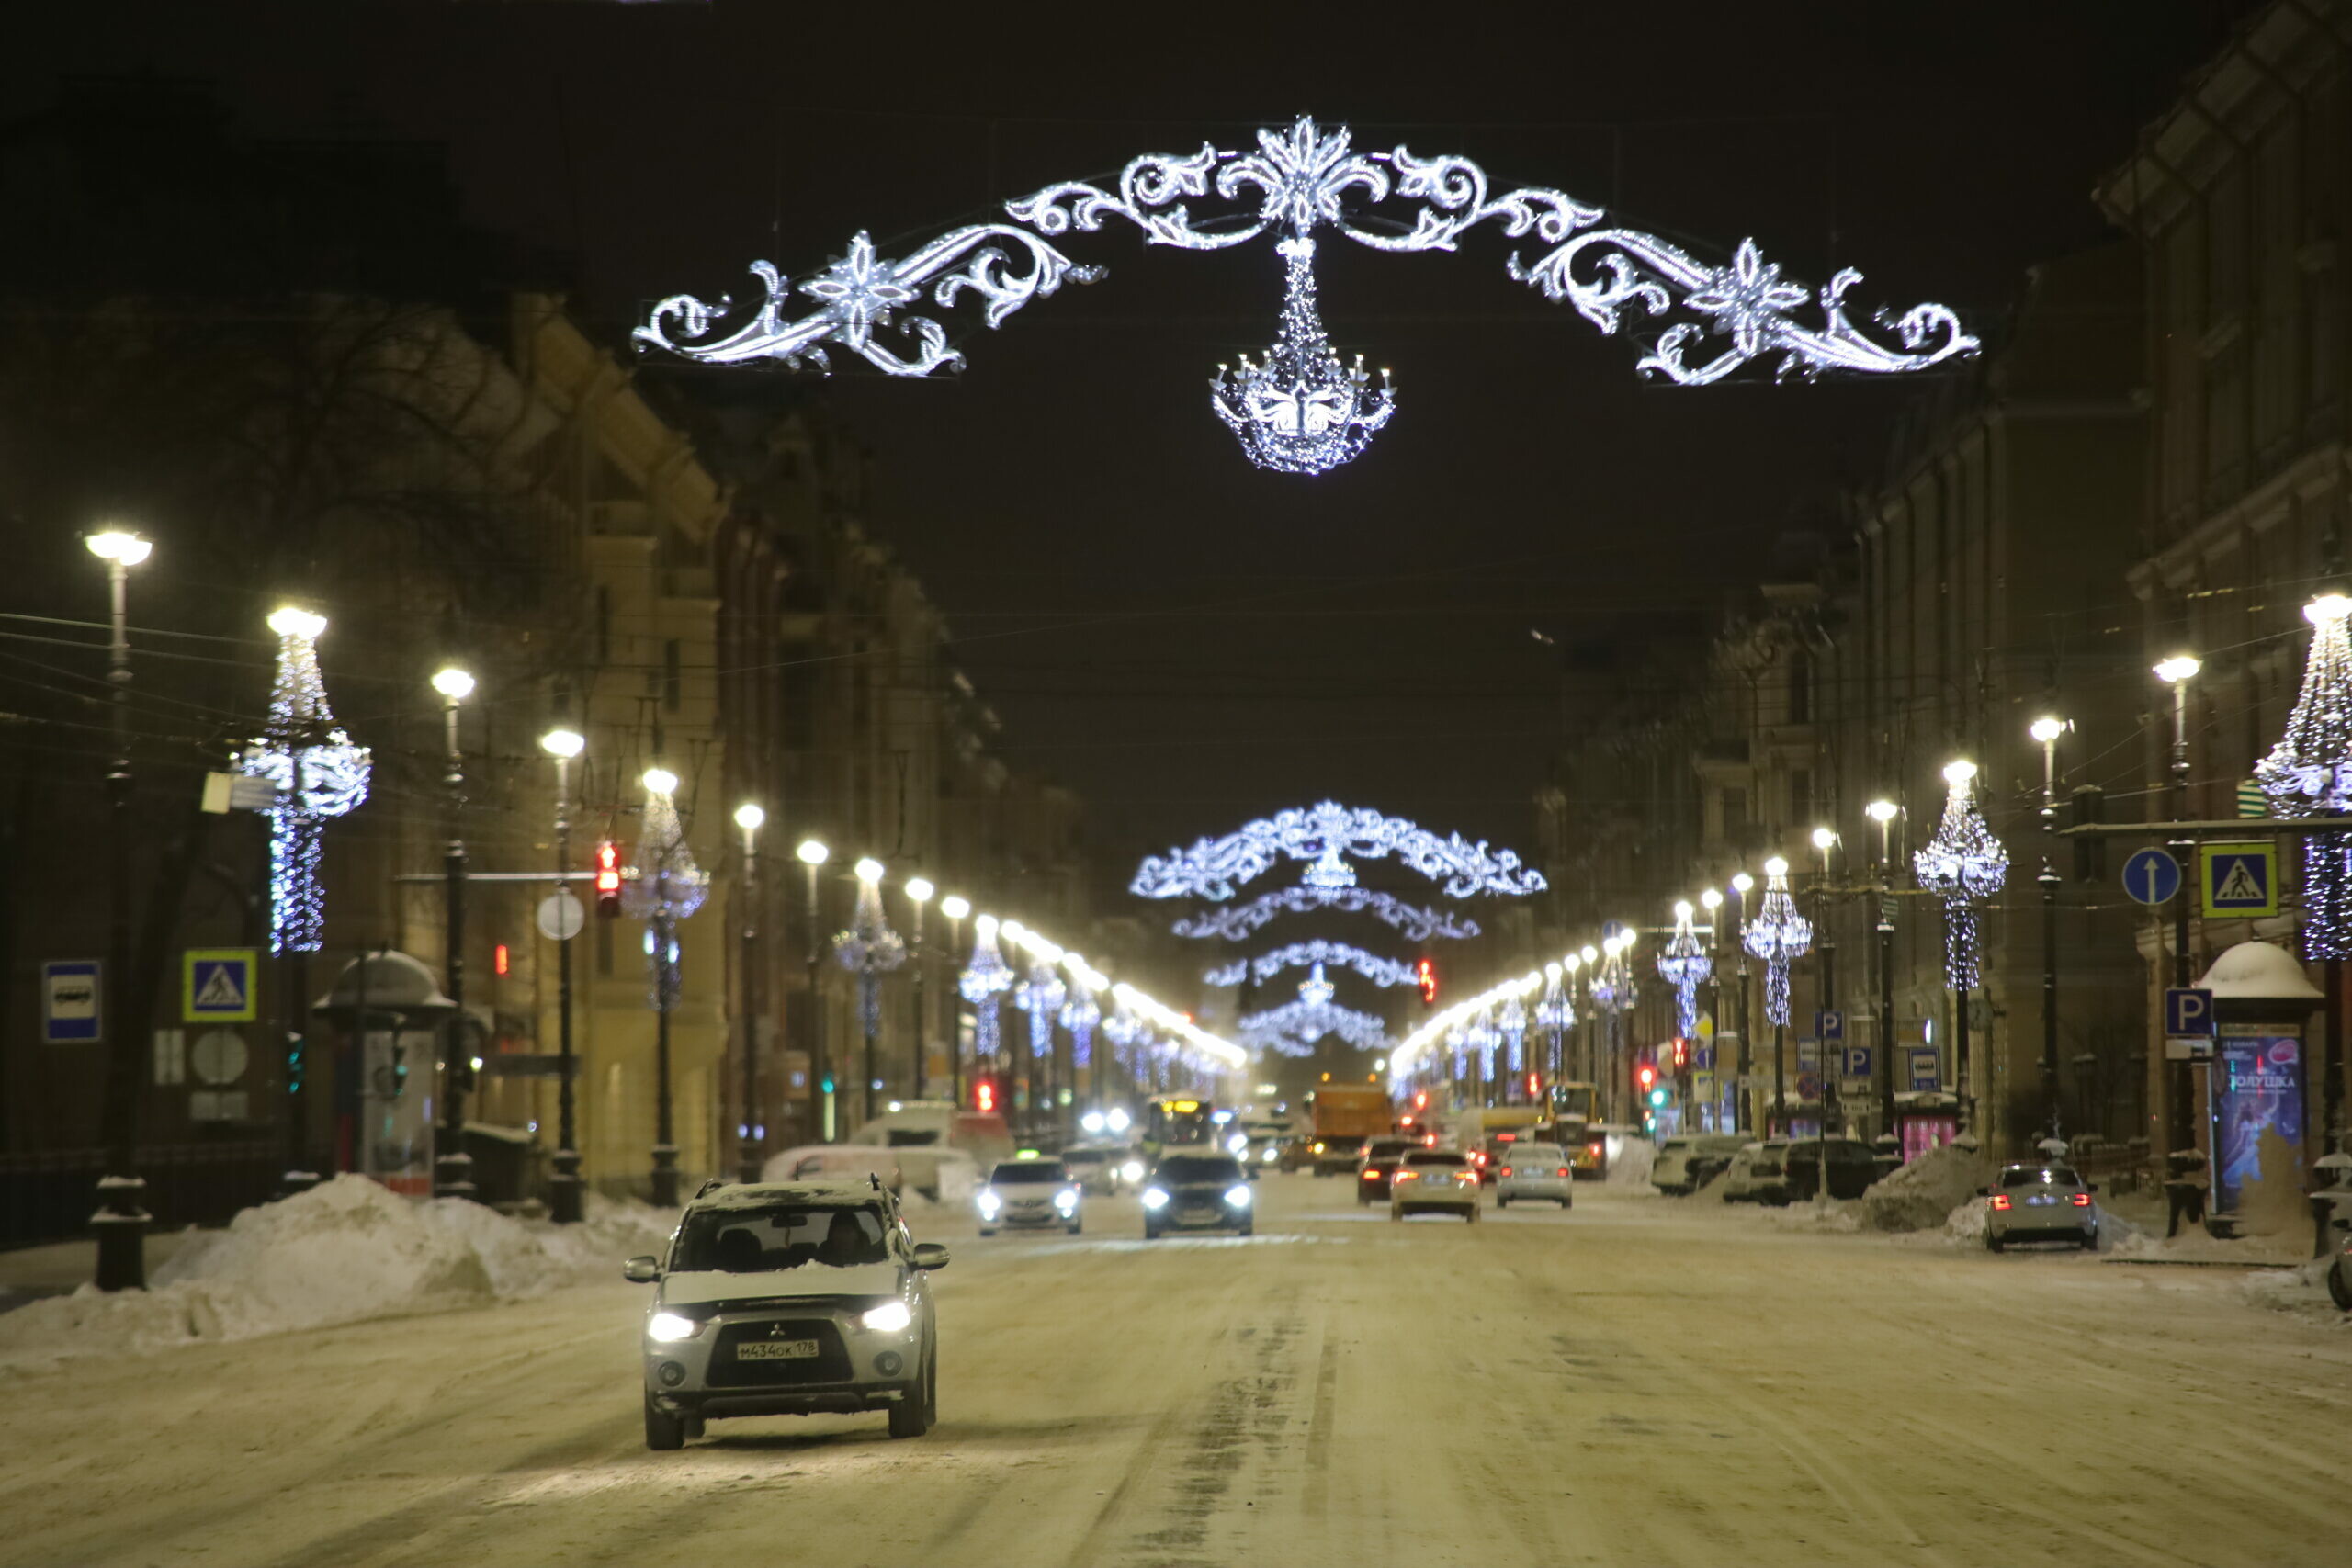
[2165,987,2215,1038]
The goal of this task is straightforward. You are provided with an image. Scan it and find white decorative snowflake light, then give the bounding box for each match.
[1133,800,1545,901]
[1913,761,2008,989]
[1170,887,1481,942]
[1204,940,1419,989]
[1742,860,1813,1027]
[238,608,370,954]
[2256,594,2352,958]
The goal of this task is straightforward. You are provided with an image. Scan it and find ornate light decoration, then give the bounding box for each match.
[1238,972,1393,1055]
[1059,961,1102,1070]
[1913,761,2008,989]
[625,770,710,1011]
[1533,962,1574,1037]
[831,865,906,1033]
[958,914,1015,1064]
[1741,860,1813,1026]
[640,117,1976,472]
[1014,959,1066,1060]
[1497,993,1528,1077]
[1656,901,1713,1040]
[1206,940,1419,989]
[1133,800,1545,901]
[238,609,370,954]
[1170,886,1481,942]
[2255,594,2352,958]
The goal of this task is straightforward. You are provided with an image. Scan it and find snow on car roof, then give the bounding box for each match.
[687,1179,884,1212]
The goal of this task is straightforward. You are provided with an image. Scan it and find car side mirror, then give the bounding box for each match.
[622,1255,661,1283]
[910,1243,951,1270]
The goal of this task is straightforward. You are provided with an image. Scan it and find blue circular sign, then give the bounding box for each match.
[2121,847,2182,907]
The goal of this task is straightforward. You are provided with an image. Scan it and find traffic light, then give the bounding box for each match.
[1670,1036,1688,1069]
[493,942,510,978]
[1416,956,1438,1006]
[973,1077,997,1114]
[594,840,623,916]
[1634,1060,1658,1097]
[2070,784,2108,881]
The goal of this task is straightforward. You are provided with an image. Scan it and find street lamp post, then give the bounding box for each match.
[834,857,907,1127]
[2030,716,2069,1145]
[1701,888,1724,1129]
[86,528,152,1291]
[797,840,830,1140]
[1865,799,1900,1151]
[2154,655,2201,1156]
[636,766,707,1207]
[1730,872,1754,1134]
[540,727,585,1224]
[1812,825,1840,1140]
[734,803,765,1184]
[430,666,476,1201]
[940,896,970,1107]
[905,877,933,1101]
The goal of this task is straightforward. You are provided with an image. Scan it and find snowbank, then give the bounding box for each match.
[0,1176,674,1369]
[1764,1198,1863,1235]
[2240,1258,2346,1322]
[1860,1143,1995,1233]
[1604,1138,1657,1188]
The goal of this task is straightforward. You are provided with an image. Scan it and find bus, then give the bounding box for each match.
[1141,1095,1217,1157]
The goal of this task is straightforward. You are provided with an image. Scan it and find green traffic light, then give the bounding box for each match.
[1647,1087,1669,1108]
[820,1076,836,1095]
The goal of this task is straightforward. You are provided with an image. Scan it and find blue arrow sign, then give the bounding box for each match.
[2121,847,2182,907]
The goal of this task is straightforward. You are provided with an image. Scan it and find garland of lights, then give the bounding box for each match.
[831,874,906,1033]
[1014,960,1065,1060]
[1203,939,1420,989]
[1913,763,2007,989]
[1060,978,1101,1070]
[959,915,1015,1066]
[639,117,1977,475]
[1741,863,1812,1027]
[1656,904,1713,1040]
[1133,800,1545,901]
[1498,994,1527,1077]
[1170,886,1482,942]
[237,611,370,954]
[2255,594,2352,958]
[628,775,710,1010]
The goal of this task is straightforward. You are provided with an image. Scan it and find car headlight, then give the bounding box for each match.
[1261,1146,1277,1162]
[1227,1133,1249,1155]
[861,1300,913,1334]
[1225,1184,1251,1208]
[646,1310,703,1343]
[1120,1160,1144,1182]
[978,1192,1001,1216]
[1054,1190,1078,1211]
[1141,1187,1170,1210]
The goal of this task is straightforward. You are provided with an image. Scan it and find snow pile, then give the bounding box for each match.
[2239,1258,2346,1322]
[1764,1198,1863,1235]
[1860,1143,1995,1233]
[1604,1138,1657,1188]
[0,1176,674,1368]
[1941,1197,1989,1247]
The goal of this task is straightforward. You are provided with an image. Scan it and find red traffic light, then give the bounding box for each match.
[1415,956,1438,1005]
[594,840,623,916]
[1634,1061,1659,1092]
[974,1078,999,1114]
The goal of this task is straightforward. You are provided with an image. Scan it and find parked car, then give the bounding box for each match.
[1652,1134,1750,1195]
[763,1145,902,1194]
[1356,1136,1419,1204]
[1981,1162,2099,1251]
[1494,1143,1575,1209]
[1718,1141,1783,1203]
[1778,1137,1882,1202]
[1390,1148,1481,1222]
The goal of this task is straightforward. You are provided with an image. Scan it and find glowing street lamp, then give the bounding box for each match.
[903,876,934,1100]
[734,802,767,1183]
[540,727,586,1223]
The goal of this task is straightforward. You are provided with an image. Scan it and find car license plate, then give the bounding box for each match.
[2027,1195,2056,1206]
[738,1338,820,1361]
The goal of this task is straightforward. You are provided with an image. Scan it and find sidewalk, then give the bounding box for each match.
[0,1229,205,1308]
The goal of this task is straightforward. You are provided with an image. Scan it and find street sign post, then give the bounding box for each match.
[1816,1009,1845,1043]
[536,889,586,942]
[183,949,258,1022]
[1840,1044,1873,1079]
[2121,847,2182,906]
[2165,987,2215,1038]
[41,960,101,1043]
[2199,842,2278,918]
[1906,1044,1940,1093]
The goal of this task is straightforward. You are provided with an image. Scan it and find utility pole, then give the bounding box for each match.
[940,897,969,1109]
[797,840,830,1142]
[1866,800,1900,1155]
[86,529,151,1291]
[2156,655,2201,1156]
[431,666,476,1201]
[905,878,933,1101]
[1730,874,1753,1134]
[2031,716,2067,1145]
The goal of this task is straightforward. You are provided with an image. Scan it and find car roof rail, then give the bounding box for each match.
[870,1171,883,1191]
[694,1177,732,1199]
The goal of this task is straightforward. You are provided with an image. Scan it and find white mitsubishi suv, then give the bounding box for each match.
[625,1177,950,1449]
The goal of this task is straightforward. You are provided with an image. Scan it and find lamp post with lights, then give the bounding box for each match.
[1865,799,1901,1147]
[1730,872,1755,1133]
[2154,655,2200,1156]
[734,803,765,1183]
[797,840,831,1140]
[1812,825,1840,1134]
[2030,716,2069,1143]
[540,727,585,1223]
[430,665,477,1201]
[85,529,152,1290]
[1577,944,1598,1087]
[939,895,970,1106]
[1701,889,1724,1128]
[904,878,933,1101]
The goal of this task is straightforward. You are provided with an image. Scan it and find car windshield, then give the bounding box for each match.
[1158,1155,1243,1184]
[2000,1166,2079,1188]
[1367,1140,1413,1157]
[990,1161,1068,1184]
[672,1203,888,1272]
[1062,1150,1107,1166]
[1407,1150,1467,1167]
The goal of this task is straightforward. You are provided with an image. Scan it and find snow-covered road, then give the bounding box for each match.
[3,1178,2346,1567]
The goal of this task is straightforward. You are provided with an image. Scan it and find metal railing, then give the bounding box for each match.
[1,1141,280,1250]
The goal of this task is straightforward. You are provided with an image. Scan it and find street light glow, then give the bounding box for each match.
[85,529,153,566]
[1811,826,1838,851]
[1731,872,1755,893]
[733,802,765,832]
[539,728,584,760]
[1865,799,1899,824]
[1674,899,1693,919]
[796,840,829,865]
[904,876,934,904]
[431,667,475,701]
[2154,655,2201,684]
[266,605,327,639]
[1763,856,1789,876]
[939,895,970,919]
[854,857,885,882]
[1701,888,1723,911]
[1943,760,1978,785]
[641,767,678,795]
[2307,593,2352,625]
[2029,716,2067,744]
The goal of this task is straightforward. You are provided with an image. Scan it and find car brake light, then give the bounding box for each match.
[1499,1168,1513,1178]
[2070,1192,2091,1207]
[1587,1143,1602,1156]
[1556,1168,1570,1177]
[1989,1193,2012,1210]
[1362,1169,1379,1180]
[1395,1170,1419,1182]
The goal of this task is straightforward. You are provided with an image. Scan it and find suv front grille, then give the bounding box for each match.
[708,1318,853,1387]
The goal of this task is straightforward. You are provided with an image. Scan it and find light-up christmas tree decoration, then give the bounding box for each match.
[2255,593,2352,958]
[238,609,371,953]
[1742,860,1813,1026]
[1657,900,1713,1040]
[959,914,1015,1068]
[831,860,906,1033]
[1913,761,2008,988]
[1212,237,1395,473]
[1016,959,1066,1061]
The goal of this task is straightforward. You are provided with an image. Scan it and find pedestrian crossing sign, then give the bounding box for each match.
[2199,842,2277,919]
[183,949,258,1021]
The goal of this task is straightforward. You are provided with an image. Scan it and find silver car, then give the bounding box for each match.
[625,1178,949,1449]
[977,1156,1083,1235]
[1652,1134,1749,1195]
[1494,1143,1575,1209]
[1982,1161,2099,1251]
[1390,1147,1482,1222]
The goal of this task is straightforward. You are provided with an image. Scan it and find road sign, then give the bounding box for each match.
[183,949,258,1021]
[1840,1045,1873,1078]
[2236,779,2265,818]
[2121,847,2182,906]
[1906,1044,1940,1093]
[537,889,586,942]
[1816,1009,1845,1043]
[1795,1073,1823,1101]
[1693,1070,1718,1102]
[2165,987,2216,1038]
[41,960,100,1043]
[189,1028,249,1085]
[2200,841,2278,917]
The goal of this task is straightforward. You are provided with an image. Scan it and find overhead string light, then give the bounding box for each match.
[1913,762,2007,989]
[831,867,906,1034]
[239,609,370,954]
[959,915,1015,1065]
[1133,799,1545,901]
[1203,939,1420,989]
[2255,593,2352,958]
[1741,860,1813,1026]
[1170,886,1481,942]
[1656,901,1713,1040]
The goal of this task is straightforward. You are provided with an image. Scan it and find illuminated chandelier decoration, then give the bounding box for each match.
[1588,935,1634,1016]
[2255,594,2352,959]
[1133,800,1545,901]
[1170,886,1480,942]
[1741,860,1813,1026]
[1239,973,1392,1055]
[1466,1006,1499,1081]
[1913,761,2009,989]
[1533,962,1574,1041]
[638,117,1976,474]
[237,609,371,954]
[1656,901,1713,1040]
[1497,993,1528,1077]
[1060,967,1102,1070]
[1014,959,1066,1060]
[1204,940,1419,989]
[1447,1019,1469,1081]
[1101,992,1141,1073]
[831,869,906,1033]
[959,914,1016,1064]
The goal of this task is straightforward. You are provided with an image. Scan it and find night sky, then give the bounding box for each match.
[6,1,2237,883]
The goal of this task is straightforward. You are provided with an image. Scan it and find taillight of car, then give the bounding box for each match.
[1362,1168,1379,1180]
[1499,1167,1513,1178]
[1394,1170,1419,1183]
[1587,1143,1602,1156]
[1456,1171,1477,1185]
[1423,1134,1437,1146]
[1989,1193,2012,1210]
[2070,1192,2091,1207]
[1556,1168,1570,1177]
[1471,1151,1486,1165]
